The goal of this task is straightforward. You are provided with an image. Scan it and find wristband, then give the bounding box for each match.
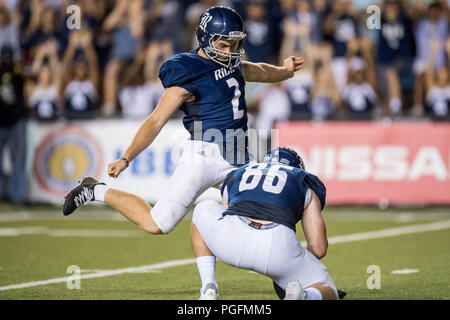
[120,156,130,167]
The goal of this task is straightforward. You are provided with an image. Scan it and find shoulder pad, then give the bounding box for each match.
[304,173,326,210]
[158,55,193,88]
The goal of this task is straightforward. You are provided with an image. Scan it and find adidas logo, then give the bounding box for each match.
[74,187,94,207]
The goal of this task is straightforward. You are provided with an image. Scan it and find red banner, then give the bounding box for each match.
[276,121,450,205]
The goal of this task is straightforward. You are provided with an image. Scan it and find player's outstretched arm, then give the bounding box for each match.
[108,86,193,178]
[241,56,304,83]
[301,190,328,259]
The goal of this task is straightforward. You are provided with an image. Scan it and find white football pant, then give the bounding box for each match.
[151,140,235,233]
[193,199,337,293]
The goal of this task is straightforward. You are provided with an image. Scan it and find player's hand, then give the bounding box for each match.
[284,56,304,77]
[108,159,128,178]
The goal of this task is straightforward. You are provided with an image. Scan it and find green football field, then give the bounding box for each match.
[0,204,449,300]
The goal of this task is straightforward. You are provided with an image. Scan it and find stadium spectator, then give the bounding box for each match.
[73,0,112,72]
[323,0,360,92]
[61,30,99,120]
[280,45,313,119]
[424,38,450,119]
[255,81,291,140]
[412,1,448,117]
[340,37,377,119]
[0,46,27,205]
[144,0,183,53]
[0,6,20,62]
[24,1,67,57]
[375,0,415,117]
[27,39,61,121]
[118,48,164,119]
[282,68,313,119]
[309,44,340,120]
[279,0,327,119]
[342,57,377,119]
[243,0,276,63]
[279,0,322,58]
[101,0,144,116]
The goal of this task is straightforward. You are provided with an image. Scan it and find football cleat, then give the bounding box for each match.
[198,283,219,300]
[337,289,347,299]
[284,280,305,300]
[63,177,105,216]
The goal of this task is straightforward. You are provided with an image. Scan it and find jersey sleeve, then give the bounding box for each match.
[220,169,237,202]
[303,173,327,210]
[158,58,200,99]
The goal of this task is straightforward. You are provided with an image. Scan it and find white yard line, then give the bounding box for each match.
[0,211,125,222]
[391,269,420,274]
[0,259,196,291]
[48,229,143,238]
[0,227,144,238]
[0,227,48,236]
[1,219,450,291]
[309,219,450,246]
[324,212,450,222]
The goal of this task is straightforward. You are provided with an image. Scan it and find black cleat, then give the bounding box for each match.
[63,177,105,216]
[337,289,347,299]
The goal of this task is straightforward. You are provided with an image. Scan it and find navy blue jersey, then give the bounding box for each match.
[377,15,415,64]
[331,14,358,58]
[220,161,326,231]
[159,49,249,166]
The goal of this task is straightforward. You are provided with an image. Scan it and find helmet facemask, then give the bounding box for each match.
[203,33,246,69]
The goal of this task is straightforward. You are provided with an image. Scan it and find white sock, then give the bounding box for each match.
[305,287,323,300]
[389,97,402,114]
[196,256,217,290]
[93,184,109,202]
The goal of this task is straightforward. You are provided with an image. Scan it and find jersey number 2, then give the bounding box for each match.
[226,77,244,120]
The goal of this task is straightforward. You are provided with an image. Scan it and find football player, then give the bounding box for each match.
[191,147,339,300]
[63,6,304,299]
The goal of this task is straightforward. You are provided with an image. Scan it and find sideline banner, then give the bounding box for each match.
[276,121,450,205]
[27,120,450,205]
[27,119,190,204]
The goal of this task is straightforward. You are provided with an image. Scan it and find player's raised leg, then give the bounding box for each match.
[63,176,163,234]
[63,139,234,237]
[104,188,162,234]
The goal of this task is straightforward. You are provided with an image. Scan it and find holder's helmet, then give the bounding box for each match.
[263,147,305,170]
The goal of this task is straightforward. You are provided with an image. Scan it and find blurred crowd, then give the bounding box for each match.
[0,0,449,204]
[0,0,449,124]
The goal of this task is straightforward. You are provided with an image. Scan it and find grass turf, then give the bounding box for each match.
[0,205,449,300]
